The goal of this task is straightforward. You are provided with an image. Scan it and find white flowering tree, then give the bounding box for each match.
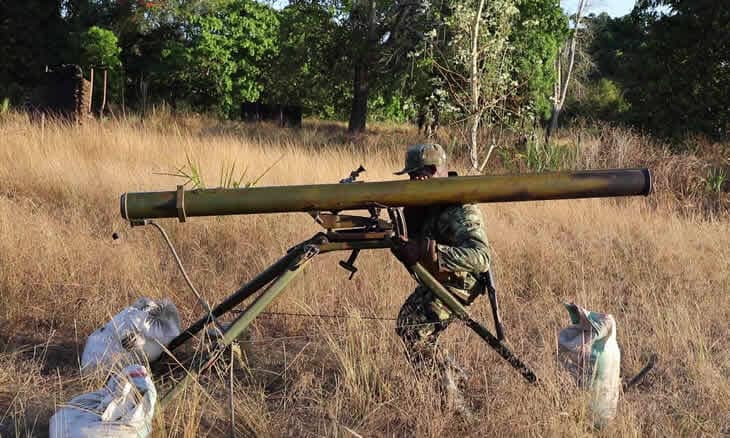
[430,0,519,172]
[546,0,587,143]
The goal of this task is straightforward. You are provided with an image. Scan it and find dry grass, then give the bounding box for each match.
[0,113,728,437]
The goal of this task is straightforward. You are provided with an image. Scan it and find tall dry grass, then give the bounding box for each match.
[0,113,728,436]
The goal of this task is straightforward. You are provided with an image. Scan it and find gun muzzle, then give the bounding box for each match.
[121,168,651,223]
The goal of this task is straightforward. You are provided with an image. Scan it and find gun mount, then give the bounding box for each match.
[124,167,652,405]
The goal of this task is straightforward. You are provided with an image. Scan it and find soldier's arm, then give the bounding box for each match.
[434,204,491,273]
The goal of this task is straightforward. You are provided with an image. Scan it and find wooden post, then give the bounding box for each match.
[89,67,94,114]
[140,73,148,122]
[121,70,126,118]
[101,68,108,116]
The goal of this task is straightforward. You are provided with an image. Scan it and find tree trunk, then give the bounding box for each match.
[121,69,126,118]
[545,0,585,144]
[348,0,376,133]
[545,104,561,143]
[468,0,486,172]
[89,67,94,114]
[348,62,369,133]
[140,73,148,121]
[101,69,108,116]
[470,112,481,171]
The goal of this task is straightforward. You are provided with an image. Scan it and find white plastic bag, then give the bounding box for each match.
[558,302,621,428]
[49,364,157,438]
[82,297,181,373]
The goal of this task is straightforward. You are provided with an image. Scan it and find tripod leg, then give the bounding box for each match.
[159,244,319,408]
[485,271,506,342]
[411,263,538,384]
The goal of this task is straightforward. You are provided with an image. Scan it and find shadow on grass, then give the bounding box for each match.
[0,330,83,377]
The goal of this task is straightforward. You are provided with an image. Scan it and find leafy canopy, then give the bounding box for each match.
[81,26,121,68]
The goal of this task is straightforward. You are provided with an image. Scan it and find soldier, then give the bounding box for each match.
[391,143,491,414]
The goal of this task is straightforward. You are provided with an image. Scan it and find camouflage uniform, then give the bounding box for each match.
[396,203,491,373]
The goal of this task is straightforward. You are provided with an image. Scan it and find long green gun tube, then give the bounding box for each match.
[121,169,651,221]
[411,263,538,384]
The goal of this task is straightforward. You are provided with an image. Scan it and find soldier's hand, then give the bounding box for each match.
[392,237,435,267]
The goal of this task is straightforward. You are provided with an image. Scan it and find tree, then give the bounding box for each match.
[266,2,350,118]
[509,0,568,123]
[345,0,431,132]
[404,0,566,169]
[576,1,729,140]
[0,1,69,102]
[430,0,519,171]
[81,26,122,113]
[125,0,278,116]
[545,0,587,142]
[628,0,729,139]
[81,26,121,67]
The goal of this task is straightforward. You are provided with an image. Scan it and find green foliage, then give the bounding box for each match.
[219,154,284,189]
[593,79,630,115]
[161,152,207,189]
[94,0,278,117]
[368,94,416,123]
[705,168,727,195]
[580,3,730,140]
[0,1,69,102]
[4,0,725,142]
[510,0,569,121]
[159,152,283,189]
[342,0,436,130]
[266,2,350,118]
[439,0,520,114]
[406,0,568,134]
[0,98,10,115]
[520,140,577,172]
[571,79,630,120]
[492,139,579,173]
[81,26,121,68]
[180,0,278,116]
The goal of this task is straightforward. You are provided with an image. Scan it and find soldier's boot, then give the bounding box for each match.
[440,364,474,420]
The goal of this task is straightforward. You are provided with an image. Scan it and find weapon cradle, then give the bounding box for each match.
[147,215,535,408]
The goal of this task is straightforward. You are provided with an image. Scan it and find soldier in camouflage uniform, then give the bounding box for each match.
[391,143,491,412]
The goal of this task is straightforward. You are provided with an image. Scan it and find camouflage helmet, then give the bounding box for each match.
[394,143,447,175]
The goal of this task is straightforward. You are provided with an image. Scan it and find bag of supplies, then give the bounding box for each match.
[81,297,181,373]
[558,302,621,428]
[49,364,157,438]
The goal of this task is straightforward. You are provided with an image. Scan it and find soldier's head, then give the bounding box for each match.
[394,143,448,180]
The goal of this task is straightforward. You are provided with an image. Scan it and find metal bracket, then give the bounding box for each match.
[176,185,187,223]
[387,207,407,240]
[339,249,360,279]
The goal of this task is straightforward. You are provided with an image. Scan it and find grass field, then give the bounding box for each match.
[0,113,728,436]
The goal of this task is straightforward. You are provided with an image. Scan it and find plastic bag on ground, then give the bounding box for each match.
[558,302,621,429]
[81,297,181,374]
[49,364,157,438]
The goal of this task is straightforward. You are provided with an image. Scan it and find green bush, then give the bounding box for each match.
[0,97,10,115]
[81,27,121,68]
[368,94,416,123]
[585,79,630,119]
[520,140,577,172]
[705,168,727,195]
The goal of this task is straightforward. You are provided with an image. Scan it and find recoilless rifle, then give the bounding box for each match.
[120,167,652,405]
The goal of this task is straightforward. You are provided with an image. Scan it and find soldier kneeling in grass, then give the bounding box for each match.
[391,143,491,416]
